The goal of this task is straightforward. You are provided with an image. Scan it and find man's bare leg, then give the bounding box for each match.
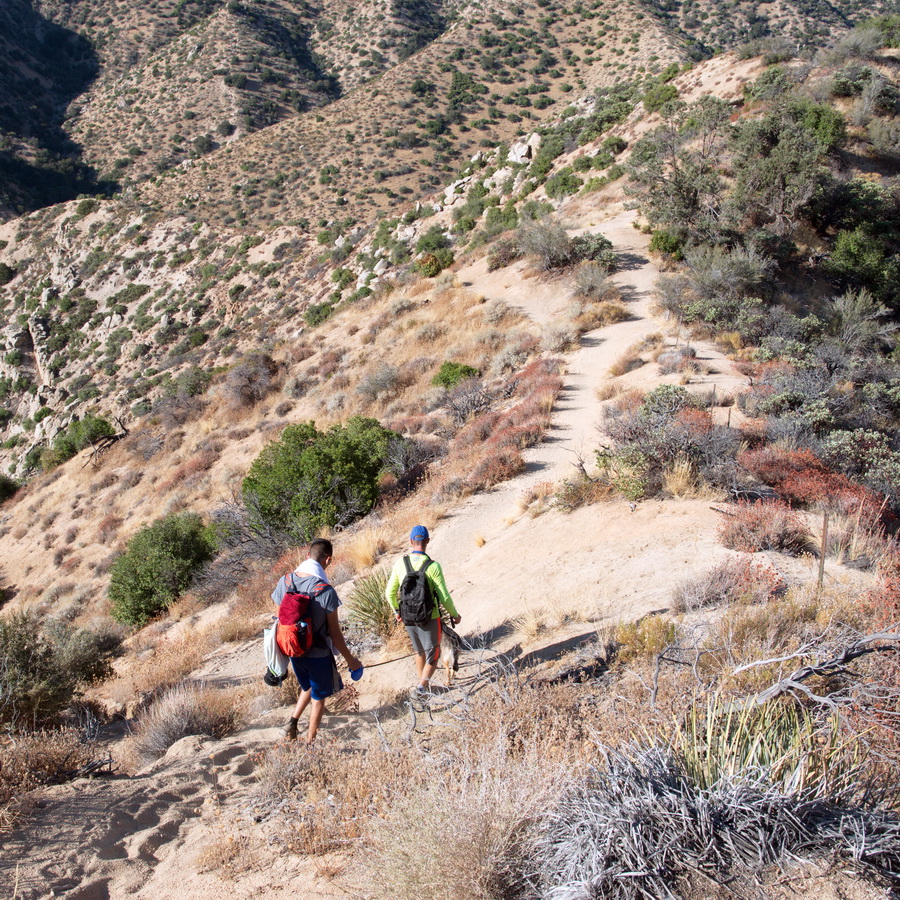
[414,652,425,681]
[307,698,326,743]
[292,688,311,720]
[419,661,437,689]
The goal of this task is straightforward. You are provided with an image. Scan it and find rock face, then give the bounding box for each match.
[509,133,542,164]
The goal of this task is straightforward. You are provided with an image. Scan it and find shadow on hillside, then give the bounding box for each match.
[463,619,516,649]
[615,251,648,272]
[515,631,600,670]
[616,283,647,304]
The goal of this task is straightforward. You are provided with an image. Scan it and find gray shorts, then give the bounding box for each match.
[405,618,441,666]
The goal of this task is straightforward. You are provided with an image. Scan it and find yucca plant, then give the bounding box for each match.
[345,568,395,639]
[674,694,861,795]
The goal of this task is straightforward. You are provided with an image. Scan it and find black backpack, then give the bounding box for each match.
[399,555,435,626]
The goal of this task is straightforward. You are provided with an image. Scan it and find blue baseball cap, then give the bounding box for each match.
[410,525,429,541]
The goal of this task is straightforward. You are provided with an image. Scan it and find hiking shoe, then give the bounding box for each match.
[283,718,298,741]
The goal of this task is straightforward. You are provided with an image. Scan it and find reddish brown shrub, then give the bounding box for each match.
[718,500,812,555]
[97,514,123,543]
[740,447,888,523]
[674,407,713,436]
[466,447,525,491]
[867,549,900,626]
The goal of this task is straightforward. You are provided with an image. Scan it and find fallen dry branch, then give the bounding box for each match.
[750,631,900,708]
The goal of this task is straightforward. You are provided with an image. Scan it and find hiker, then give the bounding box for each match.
[385,525,461,693]
[272,538,362,743]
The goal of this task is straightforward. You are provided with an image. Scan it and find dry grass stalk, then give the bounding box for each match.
[343,526,388,572]
[609,347,644,377]
[128,682,242,766]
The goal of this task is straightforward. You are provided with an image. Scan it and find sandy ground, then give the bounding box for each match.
[0,206,862,900]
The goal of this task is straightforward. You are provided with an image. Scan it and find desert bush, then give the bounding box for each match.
[572,261,615,300]
[221,353,279,410]
[415,248,454,277]
[345,569,394,639]
[554,476,611,511]
[671,556,784,613]
[819,26,884,65]
[0,614,121,729]
[643,82,678,112]
[601,385,739,498]
[129,683,239,764]
[516,217,573,270]
[541,322,579,352]
[432,361,479,389]
[718,500,812,555]
[242,417,397,541]
[739,446,888,522]
[545,167,582,199]
[108,513,218,625]
[44,414,115,468]
[357,365,401,403]
[533,727,898,900]
[0,473,18,502]
[648,229,684,260]
[486,238,520,271]
[614,615,677,663]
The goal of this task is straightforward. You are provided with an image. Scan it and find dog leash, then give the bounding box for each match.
[357,651,418,669]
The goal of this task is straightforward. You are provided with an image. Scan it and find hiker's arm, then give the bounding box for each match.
[385,563,401,616]
[326,610,361,670]
[429,563,459,622]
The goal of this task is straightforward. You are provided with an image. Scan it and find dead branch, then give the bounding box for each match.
[752,632,900,706]
[82,415,129,468]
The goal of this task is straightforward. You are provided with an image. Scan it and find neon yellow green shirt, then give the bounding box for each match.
[385,552,458,619]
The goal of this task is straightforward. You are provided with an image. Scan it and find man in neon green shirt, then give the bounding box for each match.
[385,525,461,692]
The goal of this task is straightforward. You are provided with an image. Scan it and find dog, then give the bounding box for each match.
[440,617,462,686]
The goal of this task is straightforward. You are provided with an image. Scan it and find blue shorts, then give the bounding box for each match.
[290,654,342,701]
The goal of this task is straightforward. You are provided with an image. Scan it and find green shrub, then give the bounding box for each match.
[0,263,16,286]
[415,248,454,277]
[416,225,451,254]
[0,614,121,729]
[0,472,18,502]
[643,83,678,112]
[305,301,334,326]
[45,414,115,468]
[108,513,218,625]
[242,417,397,541]
[571,233,616,268]
[75,198,98,218]
[648,229,684,260]
[545,167,583,199]
[432,361,479,388]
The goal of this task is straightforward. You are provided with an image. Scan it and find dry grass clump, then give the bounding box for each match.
[719,500,812,555]
[661,457,705,498]
[372,735,557,900]
[195,827,257,879]
[128,682,241,765]
[609,347,645,377]
[108,633,214,703]
[513,604,548,640]
[554,475,612,511]
[342,525,388,572]
[518,480,557,517]
[1,729,109,830]
[614,615,677,663]
[672,556,785,613]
